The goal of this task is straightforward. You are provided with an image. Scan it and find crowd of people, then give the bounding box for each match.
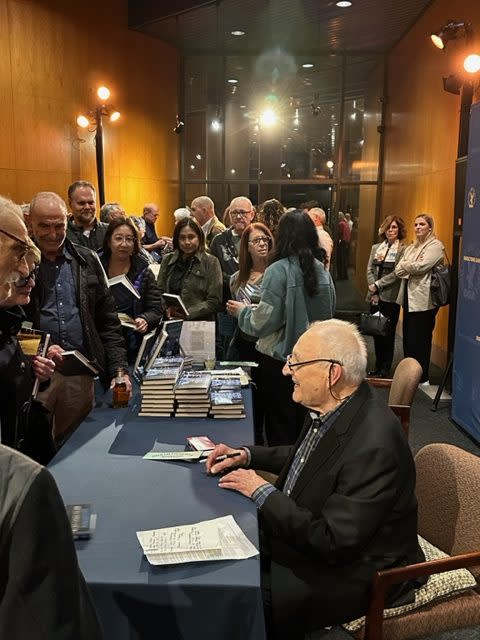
[0,183,447,639]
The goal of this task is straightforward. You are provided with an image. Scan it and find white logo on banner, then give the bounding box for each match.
[467,187,476,208]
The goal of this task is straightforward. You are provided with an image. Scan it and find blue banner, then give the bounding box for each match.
[452,101,480,443]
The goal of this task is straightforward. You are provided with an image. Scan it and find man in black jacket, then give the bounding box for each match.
[66,180,108,252]
[206,319,423,640]
[0,445,103,639]
[26,191,131,445]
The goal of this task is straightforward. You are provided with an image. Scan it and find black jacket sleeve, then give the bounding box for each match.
[0,468,103,639]
[136,268,164,330]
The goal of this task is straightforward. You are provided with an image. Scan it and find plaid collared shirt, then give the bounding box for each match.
[251,396,352,509]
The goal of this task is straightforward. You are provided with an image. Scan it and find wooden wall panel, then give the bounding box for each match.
[0,0,179,234]
[383,0,480,366]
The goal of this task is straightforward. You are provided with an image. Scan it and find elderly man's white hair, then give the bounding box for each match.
[308,319,367,386]
[309,207,326,224]
[173,207,191,222]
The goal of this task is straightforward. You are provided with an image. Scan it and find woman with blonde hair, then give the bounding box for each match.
[395,214,445,383]
[366,215,406,377]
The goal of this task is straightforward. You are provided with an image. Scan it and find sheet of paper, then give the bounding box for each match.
[210,367,250,386]
[143,450,204,461]
[137,515,259,565]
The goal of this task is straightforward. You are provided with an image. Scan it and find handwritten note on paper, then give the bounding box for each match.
[143,450,204,461]
[137,515,259,566]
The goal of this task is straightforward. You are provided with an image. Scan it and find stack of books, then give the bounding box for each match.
[209,376,245,419]
[139,357,184,417]
[174,371,212,418]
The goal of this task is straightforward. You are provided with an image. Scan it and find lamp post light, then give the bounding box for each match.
[76,86,121,206]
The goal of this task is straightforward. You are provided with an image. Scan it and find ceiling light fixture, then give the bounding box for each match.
[430,20,472,50]
[227,78,238,84]
[231,30,245,36]
[336,1,352,7]
[302,63,314,68]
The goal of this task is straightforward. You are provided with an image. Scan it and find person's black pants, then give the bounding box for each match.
[259,353,307,446]
[372,300,400,376]
[402,307,437,383]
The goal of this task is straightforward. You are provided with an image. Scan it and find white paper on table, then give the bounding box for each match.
[137,515,259,565]
[143,450,205,461]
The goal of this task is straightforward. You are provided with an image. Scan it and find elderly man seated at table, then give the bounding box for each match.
[206,319,424,640]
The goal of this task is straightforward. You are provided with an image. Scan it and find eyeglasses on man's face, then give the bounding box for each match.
[230,209,252,218]
[15,268,36,288]
[285,354,343,371]
[0,228,30,262]
[248,236,271,246]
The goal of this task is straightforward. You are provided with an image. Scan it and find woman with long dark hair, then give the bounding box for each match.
[100,217,163,363]
[157,217,222,320]
[226,210,335,445]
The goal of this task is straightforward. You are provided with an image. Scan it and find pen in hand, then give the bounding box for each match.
[199,451,242,465]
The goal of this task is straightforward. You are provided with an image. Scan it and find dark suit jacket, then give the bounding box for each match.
[249,382,423,640]
[0,445,102,639]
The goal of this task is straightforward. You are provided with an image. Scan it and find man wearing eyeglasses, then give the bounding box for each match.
[25,191,130,445]
[0,195,102,638]
[0,196,31,303]
[209,196,255,356]
[206,319,423,640]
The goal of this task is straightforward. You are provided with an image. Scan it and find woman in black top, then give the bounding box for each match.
[100,217,163,363]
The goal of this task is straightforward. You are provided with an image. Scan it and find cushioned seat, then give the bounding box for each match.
[367,357,423,437]
[346,443,480,640]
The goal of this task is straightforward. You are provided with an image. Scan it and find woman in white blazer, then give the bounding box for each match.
[395,214,445,383]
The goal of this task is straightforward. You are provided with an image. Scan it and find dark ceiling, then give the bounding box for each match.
[128,0,434,55]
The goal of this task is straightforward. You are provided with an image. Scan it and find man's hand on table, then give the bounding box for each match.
[206,443,268,499]
[218,469,268,499]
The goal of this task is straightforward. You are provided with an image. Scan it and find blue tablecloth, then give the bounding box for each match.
[49,391,266,640]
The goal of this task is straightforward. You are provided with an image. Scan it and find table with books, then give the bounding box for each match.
[49,362,266,640]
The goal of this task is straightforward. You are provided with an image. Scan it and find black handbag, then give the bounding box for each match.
[430,262,451,307]
[359,311,391,337]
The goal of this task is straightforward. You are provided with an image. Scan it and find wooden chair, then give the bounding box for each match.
[367,358,423,437]
[362,443,480,640]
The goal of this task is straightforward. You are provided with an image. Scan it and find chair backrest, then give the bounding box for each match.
[388,357,422,406]
[415,443,480,578]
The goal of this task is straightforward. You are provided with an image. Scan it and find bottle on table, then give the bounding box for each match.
[112,368,129,408]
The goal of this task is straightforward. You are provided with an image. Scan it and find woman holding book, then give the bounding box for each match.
[226,210,335,446]
[157,217,222,321]
[100,217,163,363]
